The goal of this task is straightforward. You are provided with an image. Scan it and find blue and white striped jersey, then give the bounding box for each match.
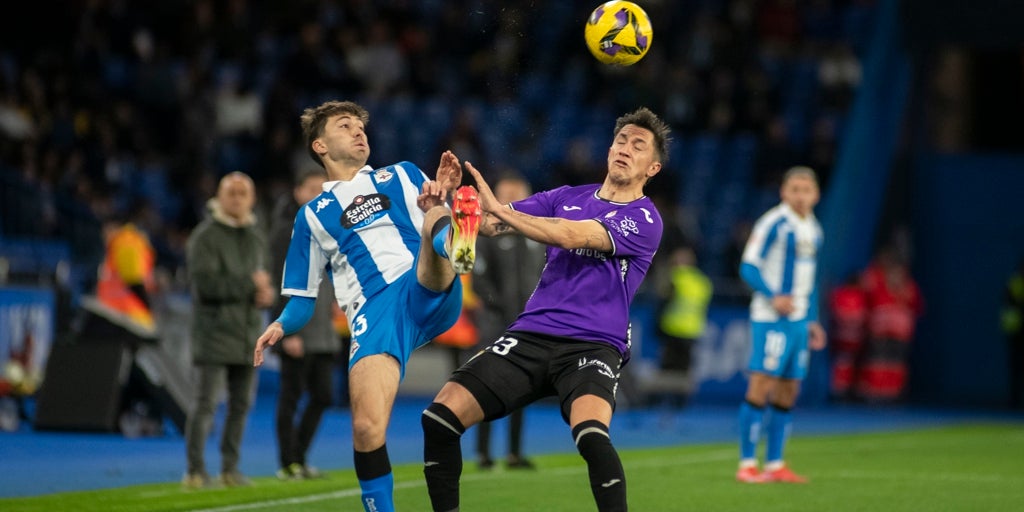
[741,202,823,322]
[280,162,430,316]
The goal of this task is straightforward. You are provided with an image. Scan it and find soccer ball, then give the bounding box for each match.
[584,1,653,66]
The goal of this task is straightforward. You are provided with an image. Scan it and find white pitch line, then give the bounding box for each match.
[192,450,737,512]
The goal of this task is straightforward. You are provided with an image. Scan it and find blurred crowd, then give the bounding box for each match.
[0,0,876,298]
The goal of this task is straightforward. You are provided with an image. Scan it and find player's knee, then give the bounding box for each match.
[352,412,388,444]
[422,402,466,442]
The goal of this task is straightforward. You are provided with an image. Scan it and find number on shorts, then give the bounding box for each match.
[765,330,786,357]
[490,336,519,356]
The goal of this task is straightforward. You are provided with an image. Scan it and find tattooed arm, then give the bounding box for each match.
[467,162,612,251]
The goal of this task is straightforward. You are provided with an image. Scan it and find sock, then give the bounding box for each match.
[572,420,626,512]
[431,218,452,259]
[765,403,792,466]
[355,444,394,512]
[422,402,465,512]
[738,399,765,463]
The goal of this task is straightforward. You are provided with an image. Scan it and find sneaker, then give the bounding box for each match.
[477,456,495,471]
[276,463,302,481]
[299,464,323,479]
[761,465,808,483]
[182,471,212,489]
[506,454,536,470]
[735,466,764,483]
[219,470,252,487]
[449,185,482,274]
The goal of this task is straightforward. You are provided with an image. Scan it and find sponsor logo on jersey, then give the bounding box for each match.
[571,248,608,261]
[618,216,639,237]
[341,194,391,229]
[562,205,582,211]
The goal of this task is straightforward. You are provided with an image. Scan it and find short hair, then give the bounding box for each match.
[294,167,327,187]
[300,100,370,167]
[613,107,672,164]
[782,165,819,187]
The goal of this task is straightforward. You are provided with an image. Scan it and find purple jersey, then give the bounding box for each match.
[506,184,662,361]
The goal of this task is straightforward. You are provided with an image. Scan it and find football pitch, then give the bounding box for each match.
[2,423,1020,511]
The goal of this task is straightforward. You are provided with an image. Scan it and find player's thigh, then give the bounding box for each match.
[450,333,552,421]
[551,342,622,424]
[348,354,400,426]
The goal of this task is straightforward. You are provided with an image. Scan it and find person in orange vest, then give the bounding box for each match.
[96,212,157,330]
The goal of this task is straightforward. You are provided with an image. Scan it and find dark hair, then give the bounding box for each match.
[294,167,327,187]
[613,107,672,164]
[300,100,370,167]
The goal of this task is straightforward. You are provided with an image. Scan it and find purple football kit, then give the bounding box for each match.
[506,183,663,361]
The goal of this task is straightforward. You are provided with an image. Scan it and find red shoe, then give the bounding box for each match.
[449,185,482,274]
[735,466,764,483]
[762,465,809,483]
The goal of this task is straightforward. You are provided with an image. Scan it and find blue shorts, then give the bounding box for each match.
[346,268,462,378]
[747,319,810,380]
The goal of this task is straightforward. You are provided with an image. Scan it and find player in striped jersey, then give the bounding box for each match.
[252,100,480,512]
[736,166,827,484]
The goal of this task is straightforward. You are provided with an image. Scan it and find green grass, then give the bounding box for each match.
[4,423,1023,511]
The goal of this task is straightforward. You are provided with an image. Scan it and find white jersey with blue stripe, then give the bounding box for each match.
[741,202,823,322]
[280,162,430,316]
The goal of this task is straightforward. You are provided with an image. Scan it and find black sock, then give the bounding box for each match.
[573,420,627,512]
[431,216,452,238]
[422,402,465,512]
[353,443,391,481]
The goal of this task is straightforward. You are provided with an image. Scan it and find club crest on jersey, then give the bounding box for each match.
[373,168,394,183]
[342,193,391,229]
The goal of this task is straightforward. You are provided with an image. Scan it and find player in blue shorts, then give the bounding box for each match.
[736,166,827,484]
[253,100,481,512]
[421,108,670,512]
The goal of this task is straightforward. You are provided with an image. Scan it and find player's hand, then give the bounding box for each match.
[417,180,447,212]
[435,150,462,196]
[282,335,304,358]
[771,295,795,316]
[252,270,271,288]
[464,161,501,214]
[808,321,827,350]
[254,321,284,367]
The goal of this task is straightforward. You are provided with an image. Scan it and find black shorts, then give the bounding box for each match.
[450,331,623,424]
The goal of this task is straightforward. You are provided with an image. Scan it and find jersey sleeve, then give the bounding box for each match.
[599,203,662,257]
[397,161,428,189]
[508,186,567,217]
[280,206,327,298]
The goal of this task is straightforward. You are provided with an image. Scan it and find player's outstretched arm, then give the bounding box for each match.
[465,161,611,251]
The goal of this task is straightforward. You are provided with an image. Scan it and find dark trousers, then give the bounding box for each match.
[477,409,526,459]
[276,352,336,467]
[1010,337,1024,409]
[185,363,256,474]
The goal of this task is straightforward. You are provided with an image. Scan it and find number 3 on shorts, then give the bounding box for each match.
[490,336,519,356]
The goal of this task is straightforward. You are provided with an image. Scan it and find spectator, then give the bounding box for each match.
[1001,257,1024,409]
[267,168,343,481]
[470,173,546,470]
[653,246,713,411]
[855,246,924,402]
[828,273,869,400]
[183,172,273,489]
